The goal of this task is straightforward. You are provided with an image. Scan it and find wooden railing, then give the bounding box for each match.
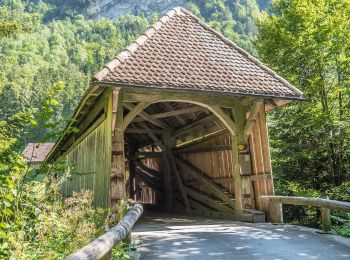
[67,203,143,260]
[260,196,350,232]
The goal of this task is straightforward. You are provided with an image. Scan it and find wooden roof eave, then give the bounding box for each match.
[92,81,305,106]
[45,85,106,162]
[46,82,304,163]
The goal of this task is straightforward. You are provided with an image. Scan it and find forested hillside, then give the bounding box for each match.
[0,0,261,139]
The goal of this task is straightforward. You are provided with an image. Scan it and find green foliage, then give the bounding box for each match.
[326,182,350,202]
[112,242,133,260]
[0,111,36,256]
[333,222,350,238]
[8,183,107,259]
[0,11,150,141]
[256,0,350,229]
[0,0,261,141]
[0,84,129,257]
[0,3,41,38]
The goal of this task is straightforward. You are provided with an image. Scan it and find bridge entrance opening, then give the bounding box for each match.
[121,99,269,222]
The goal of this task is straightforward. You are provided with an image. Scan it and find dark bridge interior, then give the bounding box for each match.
[123,100,268,221]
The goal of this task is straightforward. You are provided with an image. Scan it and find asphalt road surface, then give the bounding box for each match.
[132,212,350,260]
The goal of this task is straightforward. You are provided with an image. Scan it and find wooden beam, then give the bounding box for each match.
[210,106,237,136]
[164,103,187,125]
[135,167,162,193]
[184,187,233,213]
[122,89,241,107]
[241,96,260,106]
[167,150,191,213]
[175,156,235,209]
[188,197,213,212]
[135,160,162,181]
[125,128,165,134]
[172,114,216,137]
[244,100,263,141]
[175,128,228,150]
[174,144,231,154]
[123,102,151,130]
[111,88,121,131]
[135,151,162,158]
[133,106,204,122]
[138,122,164,150]
[123,103,171,131]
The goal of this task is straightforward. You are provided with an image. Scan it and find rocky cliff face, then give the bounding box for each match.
[86,0,186,19]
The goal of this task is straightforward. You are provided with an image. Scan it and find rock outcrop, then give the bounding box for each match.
[86,0,186,19]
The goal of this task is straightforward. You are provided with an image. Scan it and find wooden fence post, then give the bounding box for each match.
[268,199,283,223]
[320,207,331,232]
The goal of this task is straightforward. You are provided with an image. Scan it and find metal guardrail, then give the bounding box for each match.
[67,203,143,260]
[260,196,350,232]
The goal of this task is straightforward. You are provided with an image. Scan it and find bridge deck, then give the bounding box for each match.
[132,212,350,259]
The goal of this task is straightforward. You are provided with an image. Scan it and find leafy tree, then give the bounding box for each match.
[0,4,41,38]
[0,12,150,141]
[255,0,350,194]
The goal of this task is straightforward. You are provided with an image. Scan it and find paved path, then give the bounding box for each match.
[132,212,350,260]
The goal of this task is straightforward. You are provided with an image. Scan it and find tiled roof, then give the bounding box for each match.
[22,143,55,163]
[94,7,303,99]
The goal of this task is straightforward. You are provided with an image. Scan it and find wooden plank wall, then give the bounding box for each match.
[180,135,234,194]
[137,106,275,214]
[249,105,275,214]
[61,117,112,208]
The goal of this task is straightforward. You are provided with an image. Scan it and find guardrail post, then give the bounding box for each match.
[269,201,283,223]
[320,207,331,232]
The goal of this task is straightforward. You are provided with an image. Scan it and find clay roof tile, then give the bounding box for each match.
[93,7,303,99]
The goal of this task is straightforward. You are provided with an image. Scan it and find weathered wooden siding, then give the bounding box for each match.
[249,105,274,214]
[61,116,112,207]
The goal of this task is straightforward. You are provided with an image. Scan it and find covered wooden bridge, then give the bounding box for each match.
[46,7,304,222]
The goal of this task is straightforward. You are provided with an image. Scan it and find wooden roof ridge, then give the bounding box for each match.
[93,7,303,99]
[93,7,183,82]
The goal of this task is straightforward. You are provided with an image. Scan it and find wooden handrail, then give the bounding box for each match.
[260,196,350,232]
[67,203,143,260]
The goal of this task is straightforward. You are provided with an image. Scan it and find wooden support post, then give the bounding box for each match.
[110,89,126,208]
[128,143,136,200]
[162,133,172,211]
[321,207,331,232]
[232,135,243,212]
[231,102,247,212]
